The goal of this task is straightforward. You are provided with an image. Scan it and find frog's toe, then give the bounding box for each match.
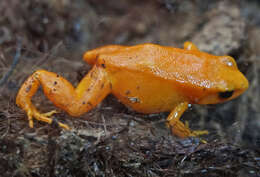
[190,130,209,136]
[184,121,208,136]
[25,109,70,130]
[42,110,59,117]
[190,130,208,144]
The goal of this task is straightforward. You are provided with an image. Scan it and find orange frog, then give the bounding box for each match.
[16,42,249,138]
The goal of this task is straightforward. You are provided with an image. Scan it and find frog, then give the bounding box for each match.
[16,42,249,138]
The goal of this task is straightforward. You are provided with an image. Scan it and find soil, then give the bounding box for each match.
[0,0,259,176]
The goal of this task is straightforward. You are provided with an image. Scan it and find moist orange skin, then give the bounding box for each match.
[16,42,249,138]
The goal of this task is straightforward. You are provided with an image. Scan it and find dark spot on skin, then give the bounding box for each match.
[53,88,56,92]
[101,63,106,68]
[90,71,96,79]
[90,70,97,80]
[54,81,57,85]
[128,97,140,103]
[90,71,94,78]
[95,54,99,60]
[101,83,104,89]
[125,90,131,95]
[26,85,32,93]
[219,90,234,99]
[56,74,60,77]
[87,102,92,106]
[87,88,91,91]
[82,101,86,105]
[136,86,140,90]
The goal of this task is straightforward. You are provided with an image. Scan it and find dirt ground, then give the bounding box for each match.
[0,0,259,176]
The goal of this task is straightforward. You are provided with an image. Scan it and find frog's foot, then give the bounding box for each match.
[167,102,208,138]
[167,118,193,138]
[26,108,70,130]
[168,119,208,138]
[184,121,208,137]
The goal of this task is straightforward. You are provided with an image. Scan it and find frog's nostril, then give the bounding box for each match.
[218,90,234,99]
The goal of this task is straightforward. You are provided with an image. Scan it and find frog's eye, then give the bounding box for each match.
[218,90,234,99]
[220,56,237,69]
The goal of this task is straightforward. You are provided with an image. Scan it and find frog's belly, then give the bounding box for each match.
[109,69,186,113]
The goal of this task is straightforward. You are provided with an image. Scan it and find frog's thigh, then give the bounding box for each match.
[184,41,199,51]
[83,45,126,64]
[37,65,111,116]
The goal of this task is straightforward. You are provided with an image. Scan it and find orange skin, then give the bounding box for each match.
[16,42,249,138]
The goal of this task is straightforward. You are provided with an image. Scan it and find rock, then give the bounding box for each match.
[192,2,246,55]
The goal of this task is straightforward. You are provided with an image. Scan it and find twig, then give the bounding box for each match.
[0,37,22,86]
[101,114,107,135]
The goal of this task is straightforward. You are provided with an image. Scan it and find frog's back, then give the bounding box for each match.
[96,43,219,89]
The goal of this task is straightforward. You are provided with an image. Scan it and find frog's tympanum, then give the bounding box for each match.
[16,42,249,138]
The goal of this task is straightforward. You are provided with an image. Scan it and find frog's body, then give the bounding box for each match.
[16,42,249,138]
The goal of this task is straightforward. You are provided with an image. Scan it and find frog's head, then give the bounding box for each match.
[197,56,249,104]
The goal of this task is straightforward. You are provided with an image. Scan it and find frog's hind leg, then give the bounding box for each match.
[16,65,111,129]
[166,102,208,138]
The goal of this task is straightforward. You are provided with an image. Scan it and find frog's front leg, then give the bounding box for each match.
[166,102,208,138]
[183,41,199,51]
[16,65,111,129]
